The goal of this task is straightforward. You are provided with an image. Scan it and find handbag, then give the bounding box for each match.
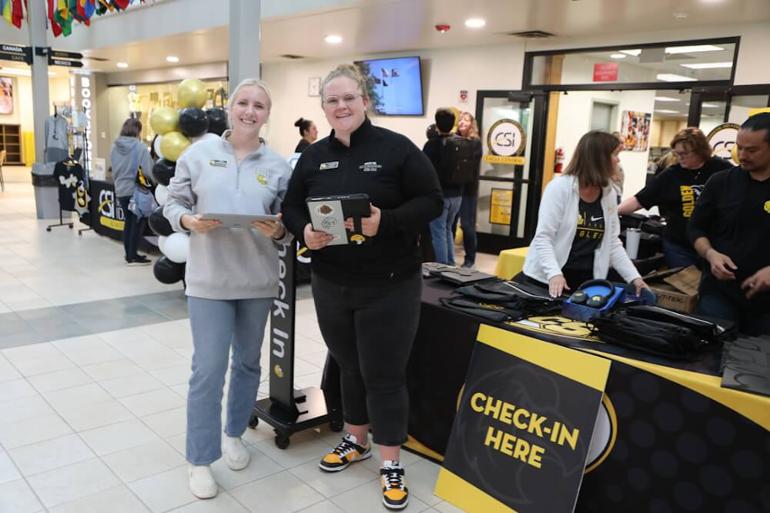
[128,148,158,218]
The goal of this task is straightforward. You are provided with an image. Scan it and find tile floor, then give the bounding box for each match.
[0,175,495,513]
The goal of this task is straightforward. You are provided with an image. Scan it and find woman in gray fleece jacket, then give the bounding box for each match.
[163,79,293,500]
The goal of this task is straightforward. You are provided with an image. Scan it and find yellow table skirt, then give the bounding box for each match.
[495,247,529,280]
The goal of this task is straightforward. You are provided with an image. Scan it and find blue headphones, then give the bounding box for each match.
[569,279,615,308]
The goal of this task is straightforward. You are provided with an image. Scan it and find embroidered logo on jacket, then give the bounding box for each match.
[359,161,382,173]
[209,160,228,167]
[256,173,268,185]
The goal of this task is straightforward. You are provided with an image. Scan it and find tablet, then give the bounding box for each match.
[198,213,279,228]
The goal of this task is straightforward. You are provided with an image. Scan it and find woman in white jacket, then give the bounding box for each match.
[520,130,648,298]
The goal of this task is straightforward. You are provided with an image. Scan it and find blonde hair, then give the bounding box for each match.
[226,78,272,128]
[320,64,368,102]
[459,112,479,139]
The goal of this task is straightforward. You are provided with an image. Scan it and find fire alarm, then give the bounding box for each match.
[435,23,451,33]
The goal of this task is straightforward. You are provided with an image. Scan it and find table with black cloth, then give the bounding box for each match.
[404,278,769,513]
[78,179,153,241]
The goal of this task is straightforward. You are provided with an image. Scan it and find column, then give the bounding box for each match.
[228,0,261,86]
[27,0,50,164]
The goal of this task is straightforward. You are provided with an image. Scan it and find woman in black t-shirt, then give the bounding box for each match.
[619,127,732,268]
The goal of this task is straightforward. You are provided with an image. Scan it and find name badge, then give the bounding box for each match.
[209,160,228,167]
[320,161,340,171]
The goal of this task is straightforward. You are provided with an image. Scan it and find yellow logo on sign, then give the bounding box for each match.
[765,200,770,214]
[273,364,284,378]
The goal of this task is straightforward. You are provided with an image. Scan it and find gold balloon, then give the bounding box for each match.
[731,143,740,164]
[177,79,208,109]
[450,106,462,131]
[160,131,191,162]
[150,107,179,135]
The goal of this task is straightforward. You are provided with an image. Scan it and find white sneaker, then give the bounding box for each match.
[223,436,250,471]
[188,464,218,499]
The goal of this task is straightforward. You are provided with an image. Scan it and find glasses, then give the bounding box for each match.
[322,93,362,108]
[673,150,694,158]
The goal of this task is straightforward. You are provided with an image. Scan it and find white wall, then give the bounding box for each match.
[261,43,525,157]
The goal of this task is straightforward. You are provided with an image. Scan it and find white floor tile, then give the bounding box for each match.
[0,413,73,449]
[48,485,151,513]
[149,363,191,386]
[52,334,125,366]
[26,458,120,509]
[0,378,39,403]
[141,406,187,438]
[81,358,146,381]
[432,500,467,513]
[395,458,442,507]
[167,491,249,513]
[1,344,75,377]
[0,394,56,426]
[55,398,136,432]
[102,439,186,483]
[128,465,198,513]
[7,433,94,476]
[0,450,21,485]
[252,431,332,470]
[293,501,346,513]
[120,388,186,417]
[0,479,44,513]
[229,471,324,513]
[331,479,431,513]
[0,354,21,383]
[210,444,284,490]
[26,367,94,393]
[43,382,112,408]
[80,419,160,456]
[100,372,166,399]
[288,459,378,498]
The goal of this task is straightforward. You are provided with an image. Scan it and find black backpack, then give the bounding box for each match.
[440,135,479,185]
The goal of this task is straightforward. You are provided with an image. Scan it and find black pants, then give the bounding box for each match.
[118,195,145,261]
[311,271,422,446]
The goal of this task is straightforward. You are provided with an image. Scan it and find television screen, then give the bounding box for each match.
[355,56,424,116]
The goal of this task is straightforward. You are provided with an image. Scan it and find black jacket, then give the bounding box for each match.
[282,118,443,285]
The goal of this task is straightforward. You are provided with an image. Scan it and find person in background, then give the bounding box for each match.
[282,64,442,511]
[110,117,155,265]
[455,111,483,268]
[518,130,647,298]
[424,108,462,265]
[618,127,732,268]
[654,149,678,176]
[689,113,770,335]
[294,117,318,153]
[164,78,293,500]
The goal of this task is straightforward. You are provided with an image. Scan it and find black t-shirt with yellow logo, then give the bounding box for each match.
[563,196,605,278]
[635,157,732,245]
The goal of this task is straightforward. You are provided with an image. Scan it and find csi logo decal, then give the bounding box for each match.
[273,364,284,378]
[487,119,526,157]
[707,123,740,165]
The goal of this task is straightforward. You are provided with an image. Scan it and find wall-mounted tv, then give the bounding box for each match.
[354,56,424,116]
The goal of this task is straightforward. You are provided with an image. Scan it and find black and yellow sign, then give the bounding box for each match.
[435,325,610,513]
[490,188,513,225]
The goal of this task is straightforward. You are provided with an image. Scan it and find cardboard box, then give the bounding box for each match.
[646,265,701,314]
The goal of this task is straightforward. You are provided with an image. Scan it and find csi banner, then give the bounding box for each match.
[435,325,610,513]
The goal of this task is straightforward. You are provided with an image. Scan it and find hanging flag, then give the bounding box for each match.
[2,0,13,27]
[10,0,22,28]
[48,0,63,37]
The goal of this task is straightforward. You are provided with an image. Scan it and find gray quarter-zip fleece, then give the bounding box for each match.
[164,131,293,300]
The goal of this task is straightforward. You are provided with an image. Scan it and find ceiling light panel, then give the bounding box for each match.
[656,73,697,82]
[680,62,733,69]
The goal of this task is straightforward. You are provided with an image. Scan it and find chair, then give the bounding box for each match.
[0,149,6,192]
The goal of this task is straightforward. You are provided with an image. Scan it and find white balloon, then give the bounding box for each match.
[157,235,168,255]
[155,184,168,206]
[153,136,165,160]
[164,232,189,263]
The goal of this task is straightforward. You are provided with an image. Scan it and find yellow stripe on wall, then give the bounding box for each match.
[477,325,610,392]
[435,468,518,513]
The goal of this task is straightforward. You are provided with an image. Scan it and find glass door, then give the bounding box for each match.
[474,91,547,254]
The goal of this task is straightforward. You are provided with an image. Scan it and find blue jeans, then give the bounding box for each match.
[698,276,770,336]
[429,196,463,265]
[118,195,146,260]
[662,238,699,269]
[186,296,272,465]
[458,192,478,267]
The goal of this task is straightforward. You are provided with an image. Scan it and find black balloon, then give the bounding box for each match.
[153,256,185,284]
[148,206,174,237]
[178,108,209,138]
[152,158,176,186]
[206,108,227,136]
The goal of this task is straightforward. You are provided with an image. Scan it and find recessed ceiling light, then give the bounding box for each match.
[665,45,722,54]
[166,55,179,63]
[673,11,689,20]
[655,109,680,114]
[620,49,642,57]
[680,61,733,69]
[465,18,486,29]
[324,34,343,44]
[116,62,128,68]
[701,102,721,108]
[655,96,680,102]
[656,73,697,82]
[610,53,626,59]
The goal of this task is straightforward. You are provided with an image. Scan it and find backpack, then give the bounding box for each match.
[439,135,479,185]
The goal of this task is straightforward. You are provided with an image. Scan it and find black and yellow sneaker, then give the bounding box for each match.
[319,433,371,472]
[380,461,409,510]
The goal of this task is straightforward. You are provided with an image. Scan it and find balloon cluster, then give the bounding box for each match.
[147,78,227,285]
